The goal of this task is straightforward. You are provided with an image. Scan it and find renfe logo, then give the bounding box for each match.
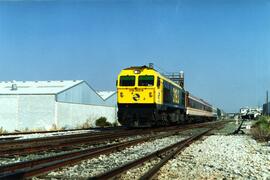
[133,93,140,101]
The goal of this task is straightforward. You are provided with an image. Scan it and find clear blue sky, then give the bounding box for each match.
[0,0,270,112]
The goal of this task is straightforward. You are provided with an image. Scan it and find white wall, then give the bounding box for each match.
[0,95,55,132]
[0,95,117,132]
[18,95,56,130]
[56,102,117,128]
[0,95,18,131]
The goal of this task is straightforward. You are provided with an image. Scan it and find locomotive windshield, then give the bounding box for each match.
[120,76,135,86]
[138,75,154,86]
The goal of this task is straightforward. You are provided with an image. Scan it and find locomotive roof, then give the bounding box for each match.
[123,66,183,90]
[124,66,157,71]
[122,65,214,108]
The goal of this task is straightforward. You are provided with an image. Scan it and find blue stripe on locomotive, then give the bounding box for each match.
[162,80,185,109]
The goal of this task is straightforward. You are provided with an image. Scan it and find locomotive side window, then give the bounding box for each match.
[120,76,135,86]
[181,92,185,106]
[138,75,154,86]
[157,77,160,87]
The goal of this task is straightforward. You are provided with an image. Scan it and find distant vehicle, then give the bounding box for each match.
[116,65,218,127]
[240,107,262,120]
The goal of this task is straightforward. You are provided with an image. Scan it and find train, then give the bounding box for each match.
[116,65,218,127]
[240,107,262,120]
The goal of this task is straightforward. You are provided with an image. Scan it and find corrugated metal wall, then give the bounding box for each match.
[56,102,117,128]
[56,82,116,107]
[263,103,270,115]
[0,82,117,132]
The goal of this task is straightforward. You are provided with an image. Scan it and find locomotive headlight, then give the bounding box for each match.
[120,92,124,97]
[134,70,141,74]
[149,92,153,97]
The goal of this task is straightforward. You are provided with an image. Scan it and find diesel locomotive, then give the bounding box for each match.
[116,65,217,127]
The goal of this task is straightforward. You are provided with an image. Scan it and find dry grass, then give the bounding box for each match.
[251,116,270,142]
[0,127,8,134]
[49,123,58,131]
[80,118,93,129]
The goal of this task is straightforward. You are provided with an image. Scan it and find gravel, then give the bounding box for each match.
[119,158,161,180]
[41,134,188,179]
[157,135,270,179]
[3,121,270,179]
[0,134,152,166]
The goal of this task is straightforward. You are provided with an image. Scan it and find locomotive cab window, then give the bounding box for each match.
[138,75,154,86]
[120,76,135,86]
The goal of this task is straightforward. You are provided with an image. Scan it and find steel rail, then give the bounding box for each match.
[89,129,210,180]
[0,131,182,179]
[0,130,158,156]
[0,125,183,149]
[0,121,222,156]
[139,129,212,179]
[0,121,227,179]
[0,126,125,136]
[90,121,227,180]
[0,130,130,148]
[0,135,128,156]
[0,121,223,147]
[140,122,227,179]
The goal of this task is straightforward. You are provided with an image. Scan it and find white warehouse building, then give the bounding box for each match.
[0,80,117,132]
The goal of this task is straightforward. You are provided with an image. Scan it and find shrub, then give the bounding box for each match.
[251,116,270,142]
[95,117,112,127]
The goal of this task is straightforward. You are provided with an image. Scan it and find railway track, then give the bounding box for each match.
[92,123,223,180]
[0,126,125,136]
[0,121,223,157]
[0,130,140,157]
[0,120,227,179]
[0,130,186,179]
[0,127,125,144]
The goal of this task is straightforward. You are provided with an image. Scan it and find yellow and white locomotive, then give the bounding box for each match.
[116,65,217,127]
